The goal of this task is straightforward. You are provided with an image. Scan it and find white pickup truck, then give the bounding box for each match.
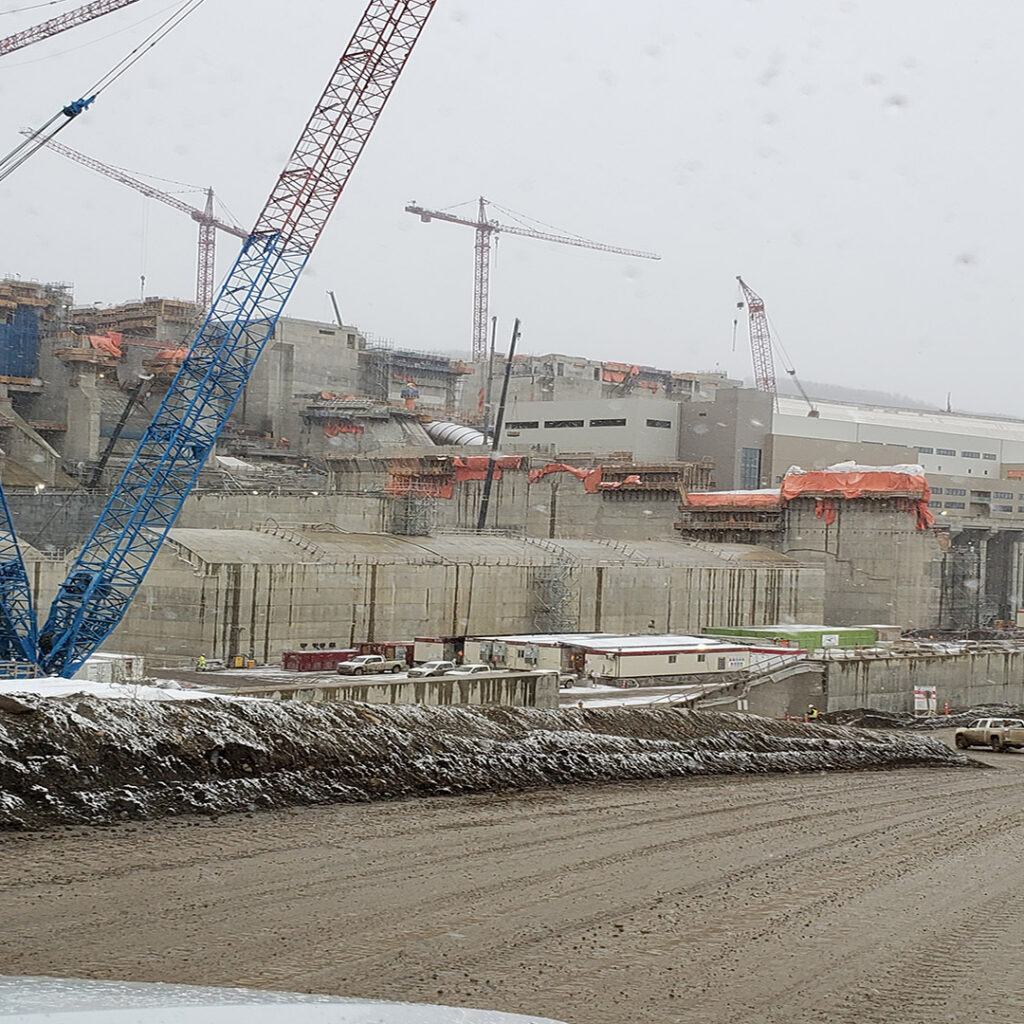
[954,717,1024,752]
[335,654,404,676]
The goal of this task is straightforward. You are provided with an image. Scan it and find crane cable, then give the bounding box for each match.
[0,0,206,184]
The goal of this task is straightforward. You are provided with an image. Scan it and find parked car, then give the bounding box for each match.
[336,654,404,676]
[449,663,492,675]
[954,717,1024,752]
[407,660,456,677]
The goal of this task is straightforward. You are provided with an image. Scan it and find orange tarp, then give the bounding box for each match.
[781,470,934,530]
[687,471,935,530]
[88,331,123,358]
[453,455,522,482]
[780,470,929,501]
[528,463,603,493]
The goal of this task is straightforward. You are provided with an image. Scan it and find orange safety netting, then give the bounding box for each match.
[154,347,188,361]
[685,490,782,508]
[386,474,454,499]
[453,455,522,482]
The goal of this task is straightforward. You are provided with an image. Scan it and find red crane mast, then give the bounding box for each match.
[0,0,143,57]
[31,134,247,308]
[406,197,660,360]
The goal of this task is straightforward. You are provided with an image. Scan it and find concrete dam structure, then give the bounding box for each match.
[22,528,822,665]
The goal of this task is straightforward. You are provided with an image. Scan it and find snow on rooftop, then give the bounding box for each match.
[786,460,926,476]
[471,632,741,652]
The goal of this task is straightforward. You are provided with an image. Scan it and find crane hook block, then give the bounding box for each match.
[62,95,96,119]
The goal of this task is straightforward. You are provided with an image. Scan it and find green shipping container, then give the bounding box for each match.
[702,625,878,649]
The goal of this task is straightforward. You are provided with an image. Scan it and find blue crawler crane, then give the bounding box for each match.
[0,0,436,677]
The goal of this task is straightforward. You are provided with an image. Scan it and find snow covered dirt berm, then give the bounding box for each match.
[0,696,972,830]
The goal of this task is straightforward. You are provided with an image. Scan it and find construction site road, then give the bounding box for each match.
[1,734,1021,1024]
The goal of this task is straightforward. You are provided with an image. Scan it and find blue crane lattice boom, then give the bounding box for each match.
[34,0,436,677]
[0,486,38,666]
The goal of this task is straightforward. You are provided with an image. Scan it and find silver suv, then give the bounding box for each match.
[407,660,456,677]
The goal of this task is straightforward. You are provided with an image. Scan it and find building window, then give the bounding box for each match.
[995,492,1013,499]
[543,420,584,428]
[593,368,601,380]
[946,488,966,496]
[697,653,706,663]
[347,333,356,348]
[944,501,965,509]
[962,451,980,459]
[931,488,943,495]
[646,418,672,429]
[928,501,942,508]
[740,447,762,491]
[318,329,336,336]
[668,655,677,664]
[995,505,1014,512]
[936,448,955,456]
[506,421,538,430]
[984,453,997,460]
[589,418,626,427]
[917,446,934,454]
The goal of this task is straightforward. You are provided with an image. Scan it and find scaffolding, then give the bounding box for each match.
[531,561,579,632]
[528,539,580,632]
[363,335,394,402]
[388,483,438,536]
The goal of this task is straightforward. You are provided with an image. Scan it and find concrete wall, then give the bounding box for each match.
[501,397,681,460]
[679,387,772,490]
[779,497,942,628]
[823,651,1024,712]
[32,529,821,666]
[235,670,559,710]
[702,665,826,720]
[766,434,918,485]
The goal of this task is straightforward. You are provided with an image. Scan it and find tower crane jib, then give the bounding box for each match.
[405,197,660,360]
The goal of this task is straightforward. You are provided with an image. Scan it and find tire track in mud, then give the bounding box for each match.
[2,759,1023,1024]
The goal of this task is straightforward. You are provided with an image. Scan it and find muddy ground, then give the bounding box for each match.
[1,733,1019,1024]
[0,698,967,829]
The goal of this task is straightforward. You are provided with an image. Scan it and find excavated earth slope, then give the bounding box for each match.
[0,696,972,830]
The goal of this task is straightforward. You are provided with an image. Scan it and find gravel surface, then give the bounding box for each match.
[1,739,1018,1023]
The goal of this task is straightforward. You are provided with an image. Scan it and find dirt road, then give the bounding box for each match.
[2,742,1022,1023]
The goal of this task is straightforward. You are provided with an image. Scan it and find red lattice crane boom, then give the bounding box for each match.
[736,275,777,396]
[406,197,660,360]
[30,133,247,308]
[0,0,143,56]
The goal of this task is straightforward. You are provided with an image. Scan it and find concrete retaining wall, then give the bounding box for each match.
[233,670,559,710]
[823,651,1024,712]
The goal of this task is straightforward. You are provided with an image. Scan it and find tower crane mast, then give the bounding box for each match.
[0,0,143,57]
[30,134,247,308]
[406,197,660,360]
[30,0,436,676]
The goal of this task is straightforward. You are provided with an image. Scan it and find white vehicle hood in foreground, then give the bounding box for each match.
[0,977,567,1024]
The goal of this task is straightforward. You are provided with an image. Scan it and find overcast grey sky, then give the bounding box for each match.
[1,1,1020,414]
